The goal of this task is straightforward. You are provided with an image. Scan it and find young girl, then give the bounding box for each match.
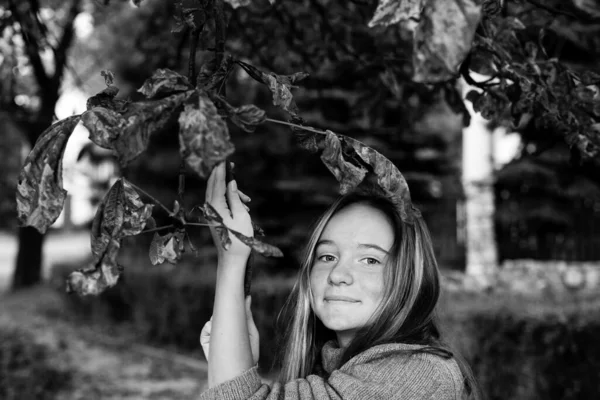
[199,161,479,399]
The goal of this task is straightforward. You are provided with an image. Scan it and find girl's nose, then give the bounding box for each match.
[327,261,353,285]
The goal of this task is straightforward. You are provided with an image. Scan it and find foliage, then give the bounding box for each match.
[13,0,600,294]
[447,303,600,400]
[0,327,72,400]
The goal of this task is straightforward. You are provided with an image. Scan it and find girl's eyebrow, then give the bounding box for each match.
[358,243,389,254]
[317,240,389,255]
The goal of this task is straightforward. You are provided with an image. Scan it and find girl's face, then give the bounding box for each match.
[310,203,394,348]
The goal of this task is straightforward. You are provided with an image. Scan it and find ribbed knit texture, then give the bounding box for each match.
[198,340,465,399]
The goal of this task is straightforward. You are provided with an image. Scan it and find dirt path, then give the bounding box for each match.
[0,286,209,399]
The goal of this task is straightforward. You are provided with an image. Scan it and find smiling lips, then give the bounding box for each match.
[325,296,359,303]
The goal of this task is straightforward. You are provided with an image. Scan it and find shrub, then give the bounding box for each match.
[440,293,600,400]
[52,257,600,398]
[51,253,295,372]
[0,327,72,400]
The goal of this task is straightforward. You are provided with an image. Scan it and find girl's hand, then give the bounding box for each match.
[200,295,260,365]
[206,162,253,264]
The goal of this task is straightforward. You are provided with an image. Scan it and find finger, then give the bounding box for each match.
[227,180,247,216]
[238,189,251,203]
[206,165,217,203]
[213,161,227,203]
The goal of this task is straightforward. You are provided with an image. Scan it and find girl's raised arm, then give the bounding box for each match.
[205,162,255,387]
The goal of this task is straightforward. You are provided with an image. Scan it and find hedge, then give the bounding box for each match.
[0,327,72,400]
[51,259,600,399]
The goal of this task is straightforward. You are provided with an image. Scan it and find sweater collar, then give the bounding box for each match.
[321,340,344,374]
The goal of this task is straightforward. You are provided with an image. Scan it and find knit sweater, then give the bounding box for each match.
[198,340,465,399]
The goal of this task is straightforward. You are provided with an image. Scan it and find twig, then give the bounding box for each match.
[140,225,174,234]
[185,222,217,228]
[188,28,201,87]
[213,0,226,68]
[129,182,172,215]
[265,118,327,135]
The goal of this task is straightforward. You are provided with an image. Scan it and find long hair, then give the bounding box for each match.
[272,191,481,399]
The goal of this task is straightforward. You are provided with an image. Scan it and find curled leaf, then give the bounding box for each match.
[320,132,368,194]
[368,0,424,29]
[229,229,283,258]
[236,61,308,117]
[149,230,185,265]
[16,115,81,233]
[138,69,193,99]
[66,238,123,296]
[84,91,194,166]
[91,178,154,261]
[314,130,420,224]
[178,93,235,178]
[203,203,281,257]
[202,202,232,250]
[86,86,124,111]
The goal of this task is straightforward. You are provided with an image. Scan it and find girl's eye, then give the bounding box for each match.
[318,255,336,262]
[363,257,381,265]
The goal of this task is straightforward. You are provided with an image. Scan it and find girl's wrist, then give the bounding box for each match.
[217,255,249,270]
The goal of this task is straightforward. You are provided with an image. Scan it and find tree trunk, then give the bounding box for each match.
[461,78,499,289]
[11,226,45,290]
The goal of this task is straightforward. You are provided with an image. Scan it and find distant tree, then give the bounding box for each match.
[1,0,84,289]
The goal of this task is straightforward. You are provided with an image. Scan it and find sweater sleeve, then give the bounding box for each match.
[197,350,464,400]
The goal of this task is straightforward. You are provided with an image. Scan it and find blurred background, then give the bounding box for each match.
[1,0,600,399]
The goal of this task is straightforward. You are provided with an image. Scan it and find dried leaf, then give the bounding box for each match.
[318,130,421,224]
[237,61,308,117]
[16,115,81,233]
[66,238,123,296]
[215,96,266,132]
[138,68,193,99]
[178,93,235,178]
[101,70,115,86]
[203,203,280,256]
[91,178,154,261]
[149,230,185,265]
[86,86,121,111]
[111,91,194,166]
[368,0,424,29]
[413,0,482,83]
[320,132,368,194]
[202,202,232,250]
[81,107,124,149]
[197,54,234,92]
[230,229,283,257]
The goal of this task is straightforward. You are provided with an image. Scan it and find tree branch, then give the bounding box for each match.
[9,0,49,89]
[52,0,82,88]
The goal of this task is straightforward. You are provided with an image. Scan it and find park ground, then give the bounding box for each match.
[0,231,210,399]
